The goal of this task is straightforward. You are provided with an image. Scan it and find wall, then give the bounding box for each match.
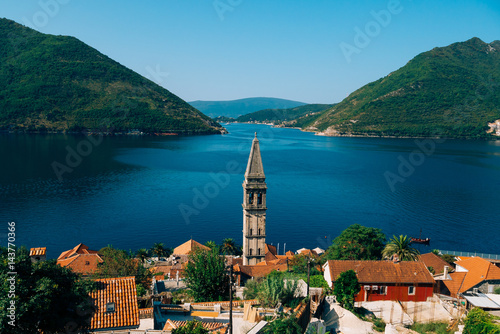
[355,284,434,302]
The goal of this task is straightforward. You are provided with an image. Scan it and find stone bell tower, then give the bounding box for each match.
[242,133,267,265]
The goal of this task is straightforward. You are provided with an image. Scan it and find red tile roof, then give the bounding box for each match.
[57,253,103,276]
[444,257,500,295]
[29,247,46,256]
[57,243,99,260]
[89,276,139,331]
[420,253,452,275]
[326,260,435,284]
[234,263,288,278]
[173,239,210,255]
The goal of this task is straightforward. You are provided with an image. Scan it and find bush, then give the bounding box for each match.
[463,308,500,334]
[410,322,450,334]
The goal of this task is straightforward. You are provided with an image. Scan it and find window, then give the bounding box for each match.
[106,302,115,313]
[258,248,261,255]
[258,228,261,236]
[408,286,415,295]
[249,249,252,256]
[85,261,90,265]
[249,228,253,236]
[248,192,253,204]
[379,286,387,295]
[257,193,263,204]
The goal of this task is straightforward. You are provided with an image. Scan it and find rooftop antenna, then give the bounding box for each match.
[284,243,286,255]
[277,243,280,256]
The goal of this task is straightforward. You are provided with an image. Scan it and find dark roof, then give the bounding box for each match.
[326,260,435,284]
[420,253,452,275]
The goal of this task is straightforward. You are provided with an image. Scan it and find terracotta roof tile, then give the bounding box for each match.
[57,243,99,260]
[453,257,500,293]
[57,253,103,276]
[420,253,452,275]
[173,239,210,255]
[443,272,467,297]
[29,247,46,256]
[235,263,288,278]
[326,260,435,284]
[89,276,139,330]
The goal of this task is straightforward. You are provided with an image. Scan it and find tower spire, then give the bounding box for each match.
[245,133,265,180]
[242,133,267,265]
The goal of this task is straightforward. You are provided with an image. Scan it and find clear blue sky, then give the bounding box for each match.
[2,0,500,104]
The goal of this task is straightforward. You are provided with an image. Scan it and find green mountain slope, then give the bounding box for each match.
[0,18,224,134]
[303,37,500,138]
[236,104,333,124]
[189,97,307,118]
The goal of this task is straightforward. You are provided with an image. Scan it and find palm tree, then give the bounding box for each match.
[136,248,149,263]
[151,242,167,258]
[205,240,217,250]
[382,235,420,261]
[221,238,238,255]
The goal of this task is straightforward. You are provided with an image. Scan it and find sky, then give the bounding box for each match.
[2,1,500,104]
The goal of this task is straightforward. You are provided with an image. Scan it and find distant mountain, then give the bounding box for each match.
[236,104,334,124]
[0,18,224,134]
[189,97,307,118]
[302,37,500,138]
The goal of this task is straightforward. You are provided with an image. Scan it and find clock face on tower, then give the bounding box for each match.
[242,133,267,266]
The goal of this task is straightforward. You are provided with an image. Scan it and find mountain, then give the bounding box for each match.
[0,18,224,134]
[236,104,334,124]
[189,97,307,118]
[302,37,500,138]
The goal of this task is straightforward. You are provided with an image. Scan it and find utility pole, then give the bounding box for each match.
[229,264,233,334]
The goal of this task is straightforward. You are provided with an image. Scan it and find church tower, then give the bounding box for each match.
[242,133,267,265]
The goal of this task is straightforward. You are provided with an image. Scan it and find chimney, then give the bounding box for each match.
[443,266,449,279]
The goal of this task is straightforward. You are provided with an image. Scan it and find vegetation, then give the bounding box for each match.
[324,224,386,261]
[0,18,224,134]
[289,254,321,275]
[0,246,97,333]
[236,104,333,124]
[300,37,500,139]
[151,242,172,258]
[171,320,209,334]
[243,271,300,308]
[441,254,456,266]
[463,308,500,334]
[410,322,450,334]
[261,313,303,334]
[382,235,420,261]
[333,270,360,311]
[184,246,229,302]
[93,246,152,291]
[220,238,241,256]
[495,286,500,294]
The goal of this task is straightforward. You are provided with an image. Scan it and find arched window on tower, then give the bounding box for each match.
[258,248,261,255]
[248,192,253,204]
[258,228,261,236]
[249,228,253,236]
[257,193,263,205]
[249,248,252,256]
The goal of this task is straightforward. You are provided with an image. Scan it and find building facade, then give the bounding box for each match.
[242,133,267,265]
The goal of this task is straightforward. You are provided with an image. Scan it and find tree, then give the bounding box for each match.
[136,248,149,263]
[184,246,229,302]
[261,314,302,334]
[205,240,217,249]
[325,224,386,260]
[0,246,97,334]
[243,271,299,308]
[289,254,320,275]
[382,235,420,261]
[220,238,240,255]
[463,307,500,334]
[333,270,360,311]
[94,246,152,291]
[151,243,171,258]
[172,320,209,334]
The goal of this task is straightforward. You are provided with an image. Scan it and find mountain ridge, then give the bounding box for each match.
[301,37,500,139]
[0,18,225,134]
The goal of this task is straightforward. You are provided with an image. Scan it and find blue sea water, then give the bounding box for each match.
[1,123,499,258]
